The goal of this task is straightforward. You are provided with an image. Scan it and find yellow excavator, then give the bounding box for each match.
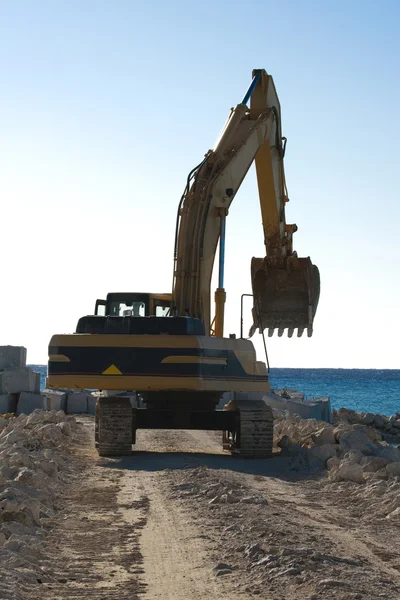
[46,69,320,457]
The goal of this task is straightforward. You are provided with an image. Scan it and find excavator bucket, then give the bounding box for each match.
[250,257,320,337]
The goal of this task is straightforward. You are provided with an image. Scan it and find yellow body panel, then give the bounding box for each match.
[47,374,270,393]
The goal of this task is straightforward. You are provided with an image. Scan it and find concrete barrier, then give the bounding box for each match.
[218,391,332,423]
[87,395,97,416]
[265,392,332,423]
[0,346,27,370]
[0,368,39,394]
[17,392,44,414]
[0,393,18,414]
[42,390,67,412]
[67,392,88,414]
[34,371,41,393]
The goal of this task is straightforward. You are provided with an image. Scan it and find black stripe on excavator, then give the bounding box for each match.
[48,346,267,381]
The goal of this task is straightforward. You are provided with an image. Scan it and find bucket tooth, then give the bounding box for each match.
[297,327,305,337]
[278,327,284,337]
[307,326,313,338]
[288,328,294,338]
[268,328,274,337]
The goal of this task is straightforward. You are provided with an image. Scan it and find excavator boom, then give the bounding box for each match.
[172,69,320,337]
[248,69,320,337]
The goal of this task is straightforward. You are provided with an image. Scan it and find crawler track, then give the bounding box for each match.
[97,397,133,456]
[234,399,274,457]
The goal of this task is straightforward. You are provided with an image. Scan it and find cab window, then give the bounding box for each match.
[155,304,170,317]
[110,301,146,316]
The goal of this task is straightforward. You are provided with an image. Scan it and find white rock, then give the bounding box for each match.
[38,424,64,445]
[58,422,71,436]
[386,507,400,519]
[363,428,382,443]
[277,435,293,448]
[330,463,365,484]
[386,462,400,477]
[327,456,341,470]
[339,430,376,454]
[1,430,26,446]
[362,413,375,425]
[373,414,386,428]
[311,426,336,446]
[25,410,46,428]
[333,423,352,441]
[342,450,365,465]
[65,415,78,430]
[43,411,59,424]
[14,468,45,488]
[7,449,34,470]
[308,444,339,464]
[361,457,389,473]
[375,445,400,463]
[39,460,58,478]
[370,468,389,481]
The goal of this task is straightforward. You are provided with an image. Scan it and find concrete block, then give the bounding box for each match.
[0,346,27,370]
[67,392,88,414]
[42,390,67,412]
[34,371,41,393]
[0,394,18,414]
[87,395,97,415]
[264,392,332,423]
[17,392,44,414]
[0,368,38,394]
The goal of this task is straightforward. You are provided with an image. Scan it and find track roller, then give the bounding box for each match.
[224,398,273,458]
[97,397,133,457]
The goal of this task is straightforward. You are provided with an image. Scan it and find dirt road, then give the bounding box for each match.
[21,418,400,600]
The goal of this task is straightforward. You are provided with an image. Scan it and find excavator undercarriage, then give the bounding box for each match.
[94,395,274,458]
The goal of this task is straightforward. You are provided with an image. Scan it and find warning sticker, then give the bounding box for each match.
[102,364,122,375]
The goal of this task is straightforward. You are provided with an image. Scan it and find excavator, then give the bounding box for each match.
[46,69,320,458]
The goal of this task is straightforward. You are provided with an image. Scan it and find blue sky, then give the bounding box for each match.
[1,0,399,367]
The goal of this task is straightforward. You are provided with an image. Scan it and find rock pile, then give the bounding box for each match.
[0,409,78,597]
[274,407,400,518]
[335,407,400,444]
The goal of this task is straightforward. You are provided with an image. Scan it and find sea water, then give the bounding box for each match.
[31,365,400,418]
[269,368,400,417]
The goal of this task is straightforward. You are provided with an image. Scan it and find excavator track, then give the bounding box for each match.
[226,399,274,458]
[97,397,133,457]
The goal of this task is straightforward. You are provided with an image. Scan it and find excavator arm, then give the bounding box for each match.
[172,69,320,338]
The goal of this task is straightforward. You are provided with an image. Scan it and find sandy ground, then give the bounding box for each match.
[19,417,400,600]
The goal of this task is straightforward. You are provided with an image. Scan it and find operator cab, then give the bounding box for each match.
[75,291,204,336]
[94,292,171,318]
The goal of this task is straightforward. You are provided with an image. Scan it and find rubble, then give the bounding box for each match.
[273,406,400,521]
[0,409,79,598]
